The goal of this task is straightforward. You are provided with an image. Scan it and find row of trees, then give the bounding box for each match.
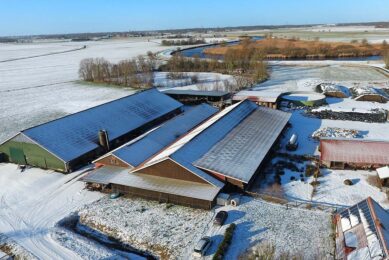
[161,38,206,46]
[161,44,268,90]
[79,52,157,88]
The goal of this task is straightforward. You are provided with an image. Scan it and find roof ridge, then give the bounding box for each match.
[133,100,253,171]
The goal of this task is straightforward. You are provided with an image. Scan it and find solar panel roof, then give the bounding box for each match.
[22,89,183,162]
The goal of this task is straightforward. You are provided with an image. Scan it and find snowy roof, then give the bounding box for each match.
[337,197,389,259]
[110,104,218,167]
[109,167,222,201]
[140,101,251,168]
[135,100,256,187]
[163,89,230,97]
[194,107,291,183]
[377,166,389,180]
[320,138,389,165]
[81,166,122,185]
[233,90,282,103]
[21,89,183,162]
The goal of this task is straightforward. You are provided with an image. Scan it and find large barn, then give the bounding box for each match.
[320,138,389,169]
[83,100,291,209]
[0,89,183,172]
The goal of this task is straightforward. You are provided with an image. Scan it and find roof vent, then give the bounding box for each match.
[98,130,110,151]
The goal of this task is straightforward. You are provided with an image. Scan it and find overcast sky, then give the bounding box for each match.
[1,0,389,36]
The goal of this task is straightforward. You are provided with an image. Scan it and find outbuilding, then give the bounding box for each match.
[320,138,389,169]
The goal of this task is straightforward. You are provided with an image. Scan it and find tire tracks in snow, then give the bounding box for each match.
[0,46,86,63]
[0,171,94,259]
[0,80,77,93]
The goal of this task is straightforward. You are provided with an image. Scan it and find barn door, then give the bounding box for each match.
[9,147,26,165]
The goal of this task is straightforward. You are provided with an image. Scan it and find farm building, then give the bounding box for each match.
[162,89,231,107]
[82,100,290,209]
[320,138,389,169]
[0,89,183,172]
[232,90,281,109]
[335,197,389,259]
[92,104,218,169]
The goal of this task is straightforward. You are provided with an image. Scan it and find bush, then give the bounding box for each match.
[310,180,320,186]
[343,179,353,186]
[305,164,316,177]
[290,176,296,181]
[212,223,236,260]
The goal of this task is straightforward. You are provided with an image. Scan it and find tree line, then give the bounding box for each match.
[79,52,157,88]
[161,38,206,46]
[160,43,268,90]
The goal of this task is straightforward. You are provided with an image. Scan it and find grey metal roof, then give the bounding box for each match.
[163,89,230,97]
[194,107,291,183]
[171,100,257,165]
[81,166,123,184]
[113,104,217,167]
[108,167,222,201]
[22,89,183,162]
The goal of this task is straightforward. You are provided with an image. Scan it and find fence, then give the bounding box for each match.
[246,191,344,213]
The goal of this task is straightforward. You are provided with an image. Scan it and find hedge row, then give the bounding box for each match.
[212,223,236,260]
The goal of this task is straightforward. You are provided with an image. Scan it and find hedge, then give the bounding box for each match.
[212,223,236,260]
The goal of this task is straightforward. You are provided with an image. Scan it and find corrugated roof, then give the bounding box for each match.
[81,166,123,184]
[194,107,291,183]
[135,100,256,188]
[22,89,183,162]
[109,167,222,201]
[320,138,389,165]
[233,90,282,103]
[141,101,250,167]
[112,104,218,167]
[163,89,230,97]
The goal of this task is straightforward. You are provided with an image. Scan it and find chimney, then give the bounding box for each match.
[98,130,110,151]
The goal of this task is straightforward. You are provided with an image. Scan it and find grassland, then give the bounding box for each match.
[204,38,386,59]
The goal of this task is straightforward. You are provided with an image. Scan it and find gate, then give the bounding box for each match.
[9,147,26,165]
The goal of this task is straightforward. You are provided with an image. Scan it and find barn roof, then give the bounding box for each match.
[163,89,230,97]
[337,197,389,259]
[320,138,389,165]
[233,90,282,103]
[83,166,221,201]
[194,107,291,183]
[110,104,218,167]
[21,89,183,162]
[136,100,289,185]
[140,100,256,168]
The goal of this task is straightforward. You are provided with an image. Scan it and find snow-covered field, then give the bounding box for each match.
[0,163,103,259]
[0,39,175,143]
[80,196,214,259]
[253,64,388,93]
[281,168,389,209]
[79,196,333,259]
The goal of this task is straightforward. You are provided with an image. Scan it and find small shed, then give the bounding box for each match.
[377,166,389,188]
[232,90,281,109]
